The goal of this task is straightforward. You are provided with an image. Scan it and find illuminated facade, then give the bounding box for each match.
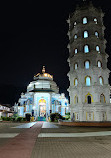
[0,105,13,118]
[67,1,111,121]
[14,66,69,120]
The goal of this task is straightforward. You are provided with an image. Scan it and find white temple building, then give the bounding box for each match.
[14,66,69,120]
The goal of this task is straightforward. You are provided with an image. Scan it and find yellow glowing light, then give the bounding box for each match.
[44,73,47,77]
[34,73,40,77]
[34,67,53,79]
[39,99,46,103]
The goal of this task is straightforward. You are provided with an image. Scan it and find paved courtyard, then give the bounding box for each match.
[1,122,111,158]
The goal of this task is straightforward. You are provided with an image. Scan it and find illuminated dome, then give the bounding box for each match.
[27,66,59,93]
[34,66,53,80]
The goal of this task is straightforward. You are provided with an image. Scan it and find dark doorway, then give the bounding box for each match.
[87,96,91,104]
[25,114,31,121]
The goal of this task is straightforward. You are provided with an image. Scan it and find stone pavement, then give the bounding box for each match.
[42,122,59,128]
[1,122,111,158]
[31,122,111,158]
[13,122,37,128]
[0,122,25,147]
[0,122,43,158]
[38,131,111,137]
[0,133,19,138]
[31,137,111,158]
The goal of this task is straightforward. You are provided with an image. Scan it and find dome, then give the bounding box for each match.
[34,66,53,80]
[27,66,59,93]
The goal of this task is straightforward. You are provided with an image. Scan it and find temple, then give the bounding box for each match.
[14,66,69,120]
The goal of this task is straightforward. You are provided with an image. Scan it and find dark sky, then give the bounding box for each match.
[0,0,111,104]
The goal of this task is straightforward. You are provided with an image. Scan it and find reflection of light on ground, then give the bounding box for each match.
[12,122,37,128]
[38,131,111,137]
[0,133,19,138]
[42,122,59,128]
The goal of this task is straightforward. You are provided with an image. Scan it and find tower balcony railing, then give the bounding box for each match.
[68,22,105,33]
[70,36,106,46]
[82,102,110,106]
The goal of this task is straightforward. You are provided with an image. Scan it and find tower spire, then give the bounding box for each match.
[42,66,45,74]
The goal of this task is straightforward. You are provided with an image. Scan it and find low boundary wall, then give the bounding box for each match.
[59,121,111,127]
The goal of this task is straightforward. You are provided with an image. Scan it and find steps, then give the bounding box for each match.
[37,117,46,121]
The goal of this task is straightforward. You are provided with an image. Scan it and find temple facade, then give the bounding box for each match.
[14,67,69,120]
[67,1,111,122]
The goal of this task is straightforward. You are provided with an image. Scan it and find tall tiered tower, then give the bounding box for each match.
[67,1,111,122]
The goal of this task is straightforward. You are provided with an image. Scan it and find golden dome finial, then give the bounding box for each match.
[42,66,45,74]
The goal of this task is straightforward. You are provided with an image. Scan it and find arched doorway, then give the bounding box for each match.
[39,99,46,117]
[87,96,91,104]
[85,93,94,104]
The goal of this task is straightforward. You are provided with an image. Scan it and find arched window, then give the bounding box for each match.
[74,34,77,39]
[84,31,88,38]
[94,18,97,24]
[75,48,78,54]
[85,93,93,104]
[87,96,91,104]
[95,31,99,38]
[84,45,89,53]
[74,78,78,86]
[74,95,78,104]
[99,77,104,85]
[74,63,78,70]
[85,76,91,86]
[96,46,100,53]
[77,114,79,119]
[85,60,90,69]
[100,94,105,103]
[74,22,77,27]
[83,17,87,24]
[97,61,102,68]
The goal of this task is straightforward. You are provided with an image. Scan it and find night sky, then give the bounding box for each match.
[0,0,111,105]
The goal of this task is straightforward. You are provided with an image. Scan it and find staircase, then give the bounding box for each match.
[37,117,46,121]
